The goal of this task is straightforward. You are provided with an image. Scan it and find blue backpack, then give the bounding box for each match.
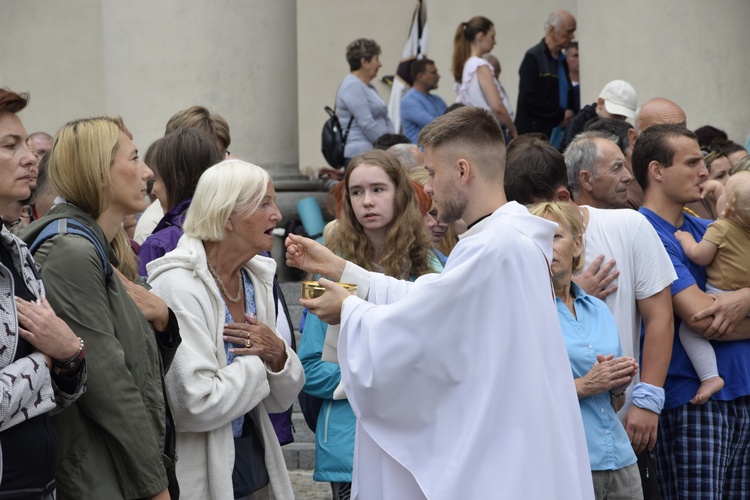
[29,218,112,282]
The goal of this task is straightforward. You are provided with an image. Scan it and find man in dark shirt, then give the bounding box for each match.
[515,9,577,143]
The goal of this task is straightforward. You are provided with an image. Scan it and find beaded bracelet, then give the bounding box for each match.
[53,337,86,374]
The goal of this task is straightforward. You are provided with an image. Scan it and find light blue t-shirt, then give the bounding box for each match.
[556,283,637,471]
[400,88,447,144]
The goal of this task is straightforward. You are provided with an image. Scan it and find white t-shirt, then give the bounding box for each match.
[134,199,164,244]
[582,206,677,415]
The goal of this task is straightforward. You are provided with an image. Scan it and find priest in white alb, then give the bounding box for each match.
[286,107,594,500]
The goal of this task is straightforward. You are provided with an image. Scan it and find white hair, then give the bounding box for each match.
[183,159,271,241]
[388,143,422,170]
[564,131,620,199]
[544,11,563,32]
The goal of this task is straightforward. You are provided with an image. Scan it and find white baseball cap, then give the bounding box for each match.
[599,80,637,119]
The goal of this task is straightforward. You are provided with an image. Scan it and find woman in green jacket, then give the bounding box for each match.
[22,117,181,499]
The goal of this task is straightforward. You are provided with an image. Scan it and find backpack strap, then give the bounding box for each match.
[332,82,355,142]
[342,116,353,142]
[30,218,113,282]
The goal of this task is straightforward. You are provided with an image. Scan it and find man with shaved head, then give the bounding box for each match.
[515,9,577,143]
[631,97,687,144]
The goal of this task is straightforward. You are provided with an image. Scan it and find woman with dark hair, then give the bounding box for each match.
[1,88,87,499]
[22,116,181,499]
[452,16,517,138]
[336,38,395,164]
[298,149,441,498]
[137,127,223,277]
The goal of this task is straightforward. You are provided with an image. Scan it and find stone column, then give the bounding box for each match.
[100,0,300,179]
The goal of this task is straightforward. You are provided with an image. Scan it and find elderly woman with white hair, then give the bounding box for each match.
[147,160,305,500]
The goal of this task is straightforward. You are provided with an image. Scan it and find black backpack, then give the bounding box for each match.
[321,105,353,169]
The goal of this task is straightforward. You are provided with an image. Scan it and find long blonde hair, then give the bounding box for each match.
[326,150,435,279]
[49,116,139,280]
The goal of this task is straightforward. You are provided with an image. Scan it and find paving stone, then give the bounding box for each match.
[288,469,330,499]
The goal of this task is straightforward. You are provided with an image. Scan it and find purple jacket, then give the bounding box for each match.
[137,198,191,277]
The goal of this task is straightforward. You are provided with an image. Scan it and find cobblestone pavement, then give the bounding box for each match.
[289,470,330,499]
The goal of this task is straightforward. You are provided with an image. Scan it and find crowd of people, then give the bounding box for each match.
[2,5,750,500]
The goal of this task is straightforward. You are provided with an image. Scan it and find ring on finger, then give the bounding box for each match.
[245,339,251,348]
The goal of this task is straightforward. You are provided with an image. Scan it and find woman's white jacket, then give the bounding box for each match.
[148,235,304,500]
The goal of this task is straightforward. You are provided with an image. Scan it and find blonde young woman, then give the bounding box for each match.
[22,117,180,499]
[298,150,441,499]
[452,16,517,138]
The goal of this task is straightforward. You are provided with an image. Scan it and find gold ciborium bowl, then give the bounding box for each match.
[301,281,358,299]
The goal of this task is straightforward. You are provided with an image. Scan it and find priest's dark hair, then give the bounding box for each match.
[418,106,506,181]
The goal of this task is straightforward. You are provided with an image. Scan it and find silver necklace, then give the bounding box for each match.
[208,263,243,303]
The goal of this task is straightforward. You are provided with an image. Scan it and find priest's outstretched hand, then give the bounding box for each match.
[285,233,346,281]
[298,278,351,325]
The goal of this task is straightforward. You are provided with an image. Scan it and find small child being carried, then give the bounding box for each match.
[675,171,750,404]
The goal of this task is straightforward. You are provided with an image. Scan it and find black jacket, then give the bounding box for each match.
[515,39,575,137]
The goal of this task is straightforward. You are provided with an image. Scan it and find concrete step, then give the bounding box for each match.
[283,441,316,470]
[292,411,315,443]
[279,281,305,331]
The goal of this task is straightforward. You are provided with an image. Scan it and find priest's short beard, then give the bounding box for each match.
[436,182,468,224]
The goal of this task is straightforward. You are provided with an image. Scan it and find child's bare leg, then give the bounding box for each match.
[679,321,723,405]
[690,376,725,405]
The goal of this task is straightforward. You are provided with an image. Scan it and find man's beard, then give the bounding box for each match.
[436,182,468,224]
